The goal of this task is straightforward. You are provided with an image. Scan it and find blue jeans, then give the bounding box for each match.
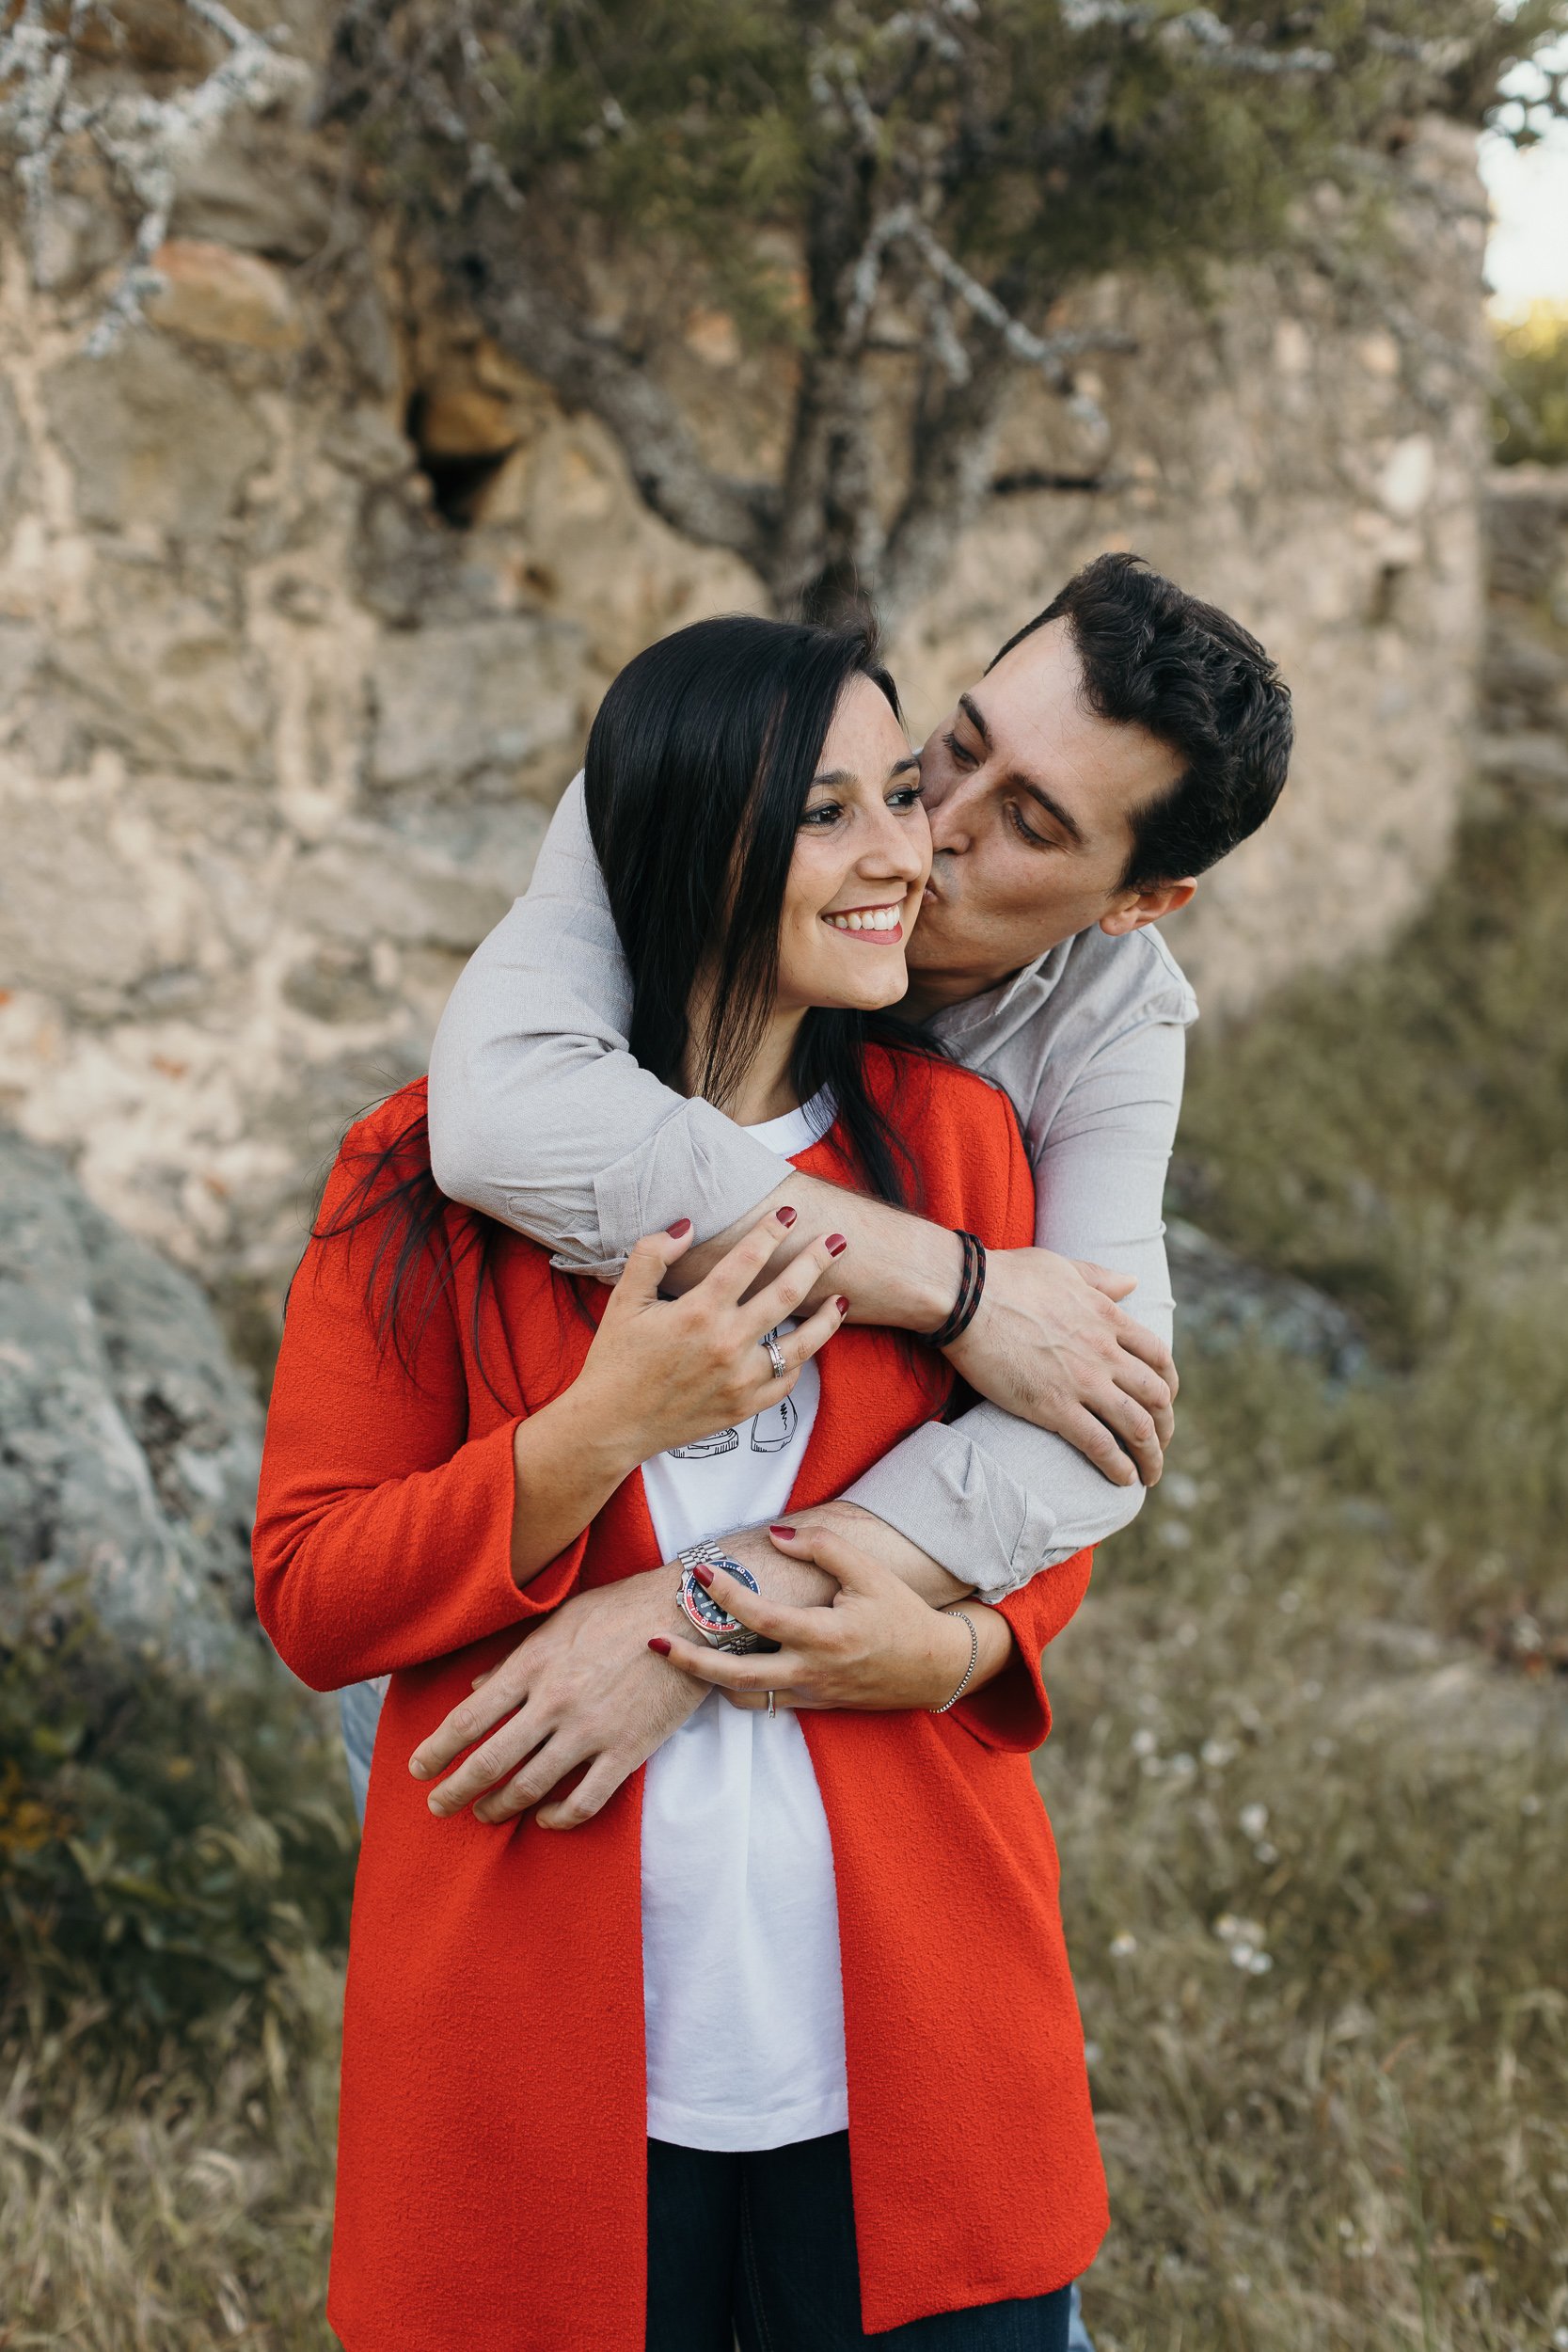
[646,2133,1073,2349]
[339,1677,387,1826]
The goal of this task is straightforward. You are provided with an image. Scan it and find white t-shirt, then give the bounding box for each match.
[639,1089,848,2152]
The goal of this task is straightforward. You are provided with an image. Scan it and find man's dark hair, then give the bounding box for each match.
[990,552,1292,889]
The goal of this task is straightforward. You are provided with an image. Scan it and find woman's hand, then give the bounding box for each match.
[649,1522,1013,1713]
[573,1206,850,1470]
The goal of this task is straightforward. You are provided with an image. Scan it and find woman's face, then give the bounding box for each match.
[774,674,933,1018]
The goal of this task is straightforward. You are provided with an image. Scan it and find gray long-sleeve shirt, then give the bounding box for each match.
[426,776,1198,1598]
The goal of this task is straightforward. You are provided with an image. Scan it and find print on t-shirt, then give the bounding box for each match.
[669,1326,798,1459]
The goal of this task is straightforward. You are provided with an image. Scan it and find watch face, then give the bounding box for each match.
[679,1558,758,1643]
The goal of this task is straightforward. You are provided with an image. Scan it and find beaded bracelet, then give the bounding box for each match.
[927,1229,988,1351]
[927,1607,980,1715]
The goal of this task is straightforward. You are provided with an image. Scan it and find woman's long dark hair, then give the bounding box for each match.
[317,613,943,1372]
[586,612,942,1214]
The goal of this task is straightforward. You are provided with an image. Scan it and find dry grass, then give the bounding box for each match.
[1043,1340,1568,2351]
[0,1953,341,2349]
[1049,809,1568,2347]
[3,810,1564,2350]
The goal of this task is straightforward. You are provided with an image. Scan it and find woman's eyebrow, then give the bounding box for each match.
[810,754,921,789]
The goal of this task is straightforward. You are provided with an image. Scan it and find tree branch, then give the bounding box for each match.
[1,0,309,345]
[877,341,1017,628]
[1058,2,1334,74]
[450,195,779,571]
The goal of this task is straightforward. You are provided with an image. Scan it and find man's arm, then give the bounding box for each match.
[429,774,793,1273]
[847,1015,1188,1595]
[429,776,1174,1497]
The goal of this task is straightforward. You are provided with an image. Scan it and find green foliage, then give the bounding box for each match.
[359,0,1534,326]
[1494,300,1568,465]
[0,1590,356,2045]
[328,0,1568,612]
[1166,812,1568,1641]
[1174,813,1568,1353]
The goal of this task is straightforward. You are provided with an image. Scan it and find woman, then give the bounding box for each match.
[254,615,1105,2351]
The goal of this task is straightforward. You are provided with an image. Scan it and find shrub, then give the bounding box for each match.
[1493,300,1568,466]
[0,1583,355,2046]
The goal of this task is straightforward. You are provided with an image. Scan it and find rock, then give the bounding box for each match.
[0,794,166,999]
[0,377,24,543]
[1475,730,1568,820]
[46,329,273,537]
[413,372,522,459]
[167,119,332,262]
[146,239,304,354]
[367,614,584,793]
[333,261,403,399]
[285,828,529,952]
[1481,614,1568,732]
[1485,468,1568,605]
[1166,1218,1368,1384]
[1376,434,1435,522]
[49,550,271,777]
[0,1128,263,1673]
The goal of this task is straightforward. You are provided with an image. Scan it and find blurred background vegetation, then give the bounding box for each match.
[1495,300,1568,462]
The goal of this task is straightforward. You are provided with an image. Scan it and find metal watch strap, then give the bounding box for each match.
[676,1543,771,1655]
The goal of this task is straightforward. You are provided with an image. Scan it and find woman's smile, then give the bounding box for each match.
[821,897,910,942]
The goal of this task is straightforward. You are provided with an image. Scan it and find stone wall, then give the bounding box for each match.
[0,33,1491,1331]
[1476,467,1568,826]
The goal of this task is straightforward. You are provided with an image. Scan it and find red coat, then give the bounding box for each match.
[254,1052,1107,2350]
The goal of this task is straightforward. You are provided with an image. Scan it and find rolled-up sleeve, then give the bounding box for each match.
[844,1014,1187,1597]
[427,777,791,1275]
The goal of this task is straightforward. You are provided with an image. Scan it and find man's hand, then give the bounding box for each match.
[946,1249,1176,1487]
[409,1519,854,1826]
[409,1569,702,1829]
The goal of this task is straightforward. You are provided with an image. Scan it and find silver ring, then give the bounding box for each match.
[766,1690,776,1719]
[760,1332,787,1381]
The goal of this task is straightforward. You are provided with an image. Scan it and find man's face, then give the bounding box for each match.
[908,618,1193,1003]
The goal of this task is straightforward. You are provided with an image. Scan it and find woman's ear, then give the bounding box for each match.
[1099,878,1196,937]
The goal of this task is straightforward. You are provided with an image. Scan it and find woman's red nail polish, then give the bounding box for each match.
[777,1205,798,1227]
[825,1233,847,1257]
[769,1524,797,1540]
[835,1295,849,1315]
[648,1636,672,1656]
[690,1562,715,1588]
[666,1217,692,1237]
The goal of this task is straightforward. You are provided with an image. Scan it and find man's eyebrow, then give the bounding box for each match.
[958,693,993,750]
[958,693,1085,845]
[1014,777,1085,846]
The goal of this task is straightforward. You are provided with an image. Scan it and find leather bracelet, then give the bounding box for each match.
[927,1606,980,1714]
[927,1230,987,1350]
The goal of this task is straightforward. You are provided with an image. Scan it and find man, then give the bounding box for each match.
[341,550,1289,2349]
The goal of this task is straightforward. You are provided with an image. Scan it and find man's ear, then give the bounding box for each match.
[1099,878,1196,938]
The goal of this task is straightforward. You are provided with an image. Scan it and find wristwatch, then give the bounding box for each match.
[675,1542,776,1656]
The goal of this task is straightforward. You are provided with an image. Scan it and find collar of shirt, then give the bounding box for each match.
[926,923,1198,1067]
[927,936,1076,1062]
